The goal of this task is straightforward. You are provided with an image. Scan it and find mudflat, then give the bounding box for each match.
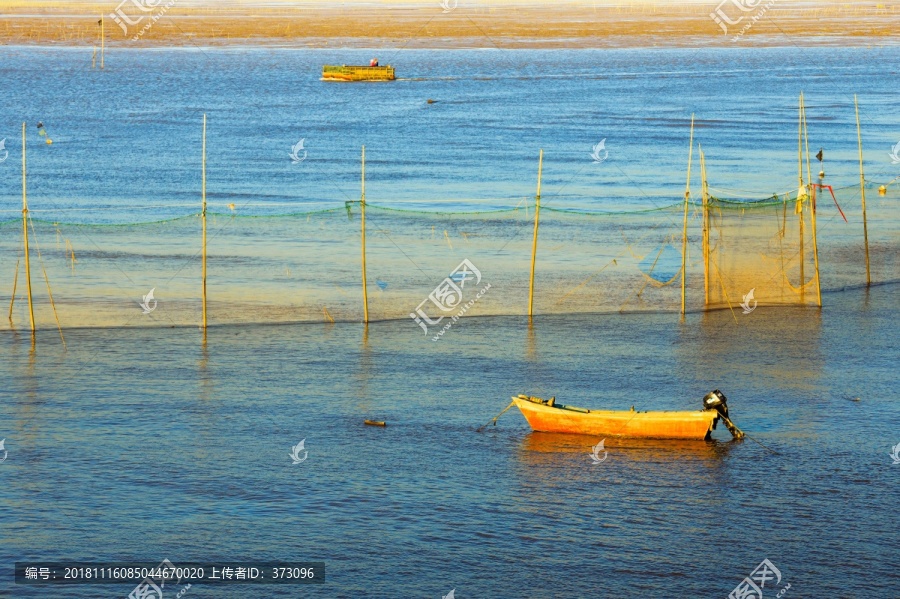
[1,1,898,47]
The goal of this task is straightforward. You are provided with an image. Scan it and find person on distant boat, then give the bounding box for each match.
[370,58,379,67]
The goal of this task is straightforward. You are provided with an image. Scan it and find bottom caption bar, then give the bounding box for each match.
[15,561,325,585]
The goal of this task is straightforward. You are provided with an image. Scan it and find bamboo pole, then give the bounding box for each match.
[802,96,822,306]
[803,94,812,191]
[700,146,709,306]
[798,93,804,192]
[22,123,35,333]
[361,145,369,324]
[100,14,104,69]
[201,114,207,330]
[854,94,871,286]
[528,149,543,320]
[681,115,694,316]
[29,218,66,349]
[798,94,805,299]
[810,184,823,307]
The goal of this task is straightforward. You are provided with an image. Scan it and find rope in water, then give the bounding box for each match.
[476,401,516,433]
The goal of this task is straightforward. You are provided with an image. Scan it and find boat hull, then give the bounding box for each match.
[512,396,718,440]
[323,65,395,81]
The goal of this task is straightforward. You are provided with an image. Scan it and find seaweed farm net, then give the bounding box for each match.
[1,181,897,331]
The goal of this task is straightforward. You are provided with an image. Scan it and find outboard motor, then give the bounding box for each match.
[702,389,745,439]
[703,389,729,417]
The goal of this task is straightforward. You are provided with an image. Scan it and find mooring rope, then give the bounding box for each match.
[477,400,516,433]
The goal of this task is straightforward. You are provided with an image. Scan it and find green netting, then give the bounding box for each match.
[1,180,897,331]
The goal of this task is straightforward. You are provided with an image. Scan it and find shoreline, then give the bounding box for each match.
[1,3,898,48]
[1,40,898,50]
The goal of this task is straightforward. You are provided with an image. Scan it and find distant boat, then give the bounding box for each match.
[511,390,744,440]
[323,65,395,81]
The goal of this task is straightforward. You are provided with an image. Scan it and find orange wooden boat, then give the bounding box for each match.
[322,65,395,81]
[511,391,744,440]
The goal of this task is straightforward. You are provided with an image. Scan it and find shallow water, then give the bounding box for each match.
[2,46,899,330]
[1,46,898,221]
[2,281,899,598]
[2,45,899,598]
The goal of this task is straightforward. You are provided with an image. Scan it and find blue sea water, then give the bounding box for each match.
[2,282,899,598]
[1,46,898,224]
[1,45,899,599]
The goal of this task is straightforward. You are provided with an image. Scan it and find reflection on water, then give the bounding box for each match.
[525,320,537,362]
[520,431,733,462]
[1,262,897,599]
[356,323,374,414]
[694,305,823,392]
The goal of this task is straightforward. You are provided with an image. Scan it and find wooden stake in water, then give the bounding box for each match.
[22,123,35,333]
[700,145,709,306]
[681,115,694,316]
[803,95,812,192]
[28,218,66,349]
[528,149,543,320]
[361,145,369,324]
[798,93,805,300]
[854,94,871,286]
[797,93,804,192]
[202,114,207,330]
[100,14,105,70]
[802,95,822,307]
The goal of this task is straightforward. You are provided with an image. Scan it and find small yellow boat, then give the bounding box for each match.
[323,65,395,81]
[511,390,745,440]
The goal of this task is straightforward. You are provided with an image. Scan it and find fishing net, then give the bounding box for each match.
[705,191,822,310]
[1,180,897,331]
[813,181,900,289]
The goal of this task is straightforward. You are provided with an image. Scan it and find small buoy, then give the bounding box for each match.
[46,139,52,145]
[879,185,886,195]
[364,420,386,427]
[426,99,436,104]
[818,170,824,179]
[227,203,235,211]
